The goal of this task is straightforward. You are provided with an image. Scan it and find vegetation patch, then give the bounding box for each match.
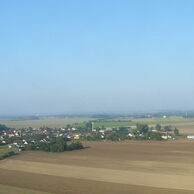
[0,147,15,160]
[24,138,84,152]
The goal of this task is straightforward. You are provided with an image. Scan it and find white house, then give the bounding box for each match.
[187,135,194,139]
[128,133,134,137]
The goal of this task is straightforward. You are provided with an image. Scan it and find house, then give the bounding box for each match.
[187,135,194,139]
[8,144,18,149]
[99,130,105,133]
[8,145,12,148]
[74,134,80,140]
[106,127,112,131]
[162,135,172,140]
[24,141,28,145]
[128,133,134,137]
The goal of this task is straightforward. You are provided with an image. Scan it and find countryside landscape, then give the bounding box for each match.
[1,0,194,193]
[1,113,194,193]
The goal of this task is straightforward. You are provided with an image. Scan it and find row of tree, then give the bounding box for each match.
[154,124,179,135]
[25,138,84,152]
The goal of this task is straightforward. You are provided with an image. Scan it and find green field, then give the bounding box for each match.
[92,118,194,128]
[71,117,194,134]
[0,146,15,160]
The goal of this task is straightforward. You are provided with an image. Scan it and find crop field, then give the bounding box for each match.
[0,117,91,129]
[1,116,194,135]
[0,184,49,194]
[91,117,194,134]
[1,141,194,194]
[93,117,194,127]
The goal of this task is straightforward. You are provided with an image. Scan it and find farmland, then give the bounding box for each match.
[1,141,194,194]
[1,116,194,135]
[92,117,194,128]
[1,116,194,128]
[0,117,91,129]
[89,117,194,135]
[0,184,48,194]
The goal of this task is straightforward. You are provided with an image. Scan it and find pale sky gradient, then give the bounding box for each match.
[0,0,194,115]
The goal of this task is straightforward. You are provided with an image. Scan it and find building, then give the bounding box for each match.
[187,135,194,139]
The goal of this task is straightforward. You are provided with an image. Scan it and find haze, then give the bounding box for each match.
[1,0,194,115]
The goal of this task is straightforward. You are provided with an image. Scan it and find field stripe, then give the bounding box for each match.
[1,159,194,191]
[0,184,51,194]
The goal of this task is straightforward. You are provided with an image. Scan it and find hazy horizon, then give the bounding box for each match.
[1,0,194,115]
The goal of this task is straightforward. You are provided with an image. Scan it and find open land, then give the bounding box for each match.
[1,116,194,134]
[1,141,194,194]
[0,117,91,129]
[92,117,194,134]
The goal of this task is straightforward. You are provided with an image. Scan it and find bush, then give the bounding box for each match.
[67,142,84,151]
[23,138,84,153]
[39,143,51,152]
[50,144,59,152]
[147,132,163,140]
[0,150,15,160]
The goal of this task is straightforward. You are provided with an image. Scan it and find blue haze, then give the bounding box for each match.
[0,0,194,115]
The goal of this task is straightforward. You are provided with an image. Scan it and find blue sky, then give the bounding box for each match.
[0,0,194,115]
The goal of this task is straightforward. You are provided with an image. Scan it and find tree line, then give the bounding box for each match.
[25,138,84,152]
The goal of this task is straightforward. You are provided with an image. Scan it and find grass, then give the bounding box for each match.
[0,146,15,160]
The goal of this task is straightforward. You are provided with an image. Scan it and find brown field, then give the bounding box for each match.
[172,123,194,134]
[1,141,194,194]
[0,117,91,129]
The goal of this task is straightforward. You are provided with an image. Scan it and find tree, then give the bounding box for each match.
[67,141,83,150]
[118,127,129,135]
[86,122,92,129]
[155,124,161,131]
[39,143,50,152]
[0,124,8,131]
[92,133,102,140]
[50,144,59,152]
[49,137,67,152]
[136,124,149,134]
[147,132,163,140]
[56,137,67,152]
[164,125,172,132]
[106,133,120,141]
[174,128,179,136]
[66,124,71,129]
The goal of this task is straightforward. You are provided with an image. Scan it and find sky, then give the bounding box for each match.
[0,0,194,115]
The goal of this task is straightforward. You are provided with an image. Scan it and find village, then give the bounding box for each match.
[0,121,184,151]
